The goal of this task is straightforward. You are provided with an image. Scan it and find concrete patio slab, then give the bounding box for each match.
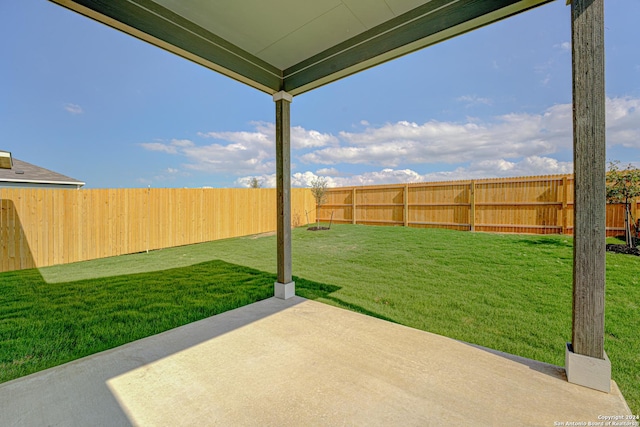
[0,297,631,426]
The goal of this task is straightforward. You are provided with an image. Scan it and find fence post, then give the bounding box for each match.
[469,180,476,232]
[352,187,357,225]
[403,184,409,227]
[562,175,568,235]
[146,186,150,253]
[631,197,638,235]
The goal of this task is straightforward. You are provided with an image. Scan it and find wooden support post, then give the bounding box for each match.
[567,0,610,393]
[274,91,294,299]
[352,187,357,225]
[469,180,476,232]
[403,184,409,227]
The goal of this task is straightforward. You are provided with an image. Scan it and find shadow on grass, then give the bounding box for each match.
[324,296,398,324]
[1,258,402,389]
[512,236,572,248]
[0,260,361,385]
[295,279,397,323]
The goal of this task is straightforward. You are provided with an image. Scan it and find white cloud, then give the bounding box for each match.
[438,156,573,180]
[456,95,493,107]
[198,121,337,150]
[292,126,339,148]
[316,167,341,176]
[292,171,325,188]
[140,139,194,154]
[140,142,178,154]
[303,105,572,167]
[171,139,195,148]
[143,122,336,175]
[605,97,640,148]
[330,169,424,186]
[236,175,270,188]
[235,156,572,188]
[64,103,83,115]
[181,142,274,175]
[146,96,638,187]
[553,41,571,52]
[540,74,551,86]
[236,172,333,188]
[143,136,272,175]
[235,172,339,188]
[328,156,572,186]
[198,123,271,149]
[236,174,276,188]
[300,97,638,168]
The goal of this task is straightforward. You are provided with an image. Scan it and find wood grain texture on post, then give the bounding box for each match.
[571,0,606,359]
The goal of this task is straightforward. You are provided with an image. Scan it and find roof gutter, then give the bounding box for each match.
[1,178,86,187]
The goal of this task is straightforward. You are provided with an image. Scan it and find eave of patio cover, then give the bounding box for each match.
[49,0,553,96]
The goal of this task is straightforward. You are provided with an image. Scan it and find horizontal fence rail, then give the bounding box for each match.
[0,188,316,273]
[318,174,639,237]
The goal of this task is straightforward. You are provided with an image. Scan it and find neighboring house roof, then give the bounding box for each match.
[0,157,85,187]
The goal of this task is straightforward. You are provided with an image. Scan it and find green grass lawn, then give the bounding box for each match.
[1,224,638,414]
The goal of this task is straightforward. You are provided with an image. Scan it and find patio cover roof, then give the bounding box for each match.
[50,0,553,96]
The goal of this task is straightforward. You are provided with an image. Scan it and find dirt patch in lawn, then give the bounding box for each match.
[606,244,640,256]
[244,231,276,239]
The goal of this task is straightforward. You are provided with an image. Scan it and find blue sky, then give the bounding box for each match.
[2,0,639,189]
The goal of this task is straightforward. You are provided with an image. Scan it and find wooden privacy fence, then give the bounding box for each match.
[319,174,639,236]
[0,188,315,273]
